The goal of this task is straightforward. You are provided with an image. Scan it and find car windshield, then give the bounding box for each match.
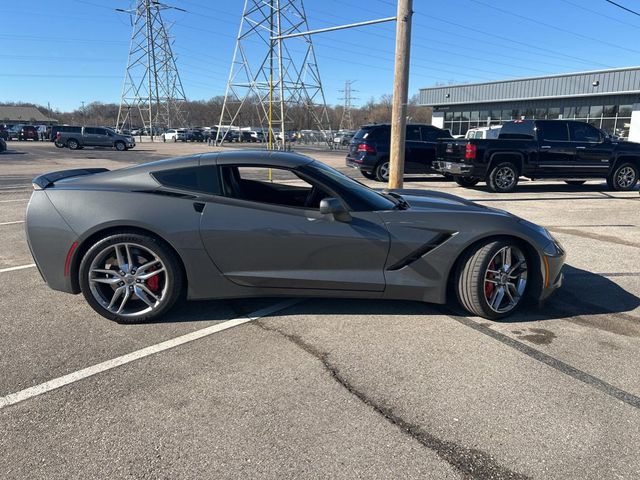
[300,161,396,212]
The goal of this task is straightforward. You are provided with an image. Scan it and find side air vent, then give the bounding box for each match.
[386,233,455,271]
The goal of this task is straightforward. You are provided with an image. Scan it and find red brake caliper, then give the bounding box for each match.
[485,260,495,298]
[146,266,161,293]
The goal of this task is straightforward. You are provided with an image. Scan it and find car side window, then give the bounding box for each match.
[220,165,331,210]
[85,127,99,135]
[152,166,221,195]
[420,127,444,142]
[539,122,569,142]
[406,126,421,141]
[569,123,602,143]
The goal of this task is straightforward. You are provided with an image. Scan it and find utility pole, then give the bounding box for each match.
[388,0,413,189]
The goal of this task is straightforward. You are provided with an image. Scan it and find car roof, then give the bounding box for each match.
[209,150,315,168]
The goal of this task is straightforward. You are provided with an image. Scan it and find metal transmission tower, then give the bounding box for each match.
[217,0,333,149]
[338,80,357,131]
[116,0,187,139]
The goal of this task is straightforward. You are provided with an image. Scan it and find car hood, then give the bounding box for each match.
[384,188,505,215]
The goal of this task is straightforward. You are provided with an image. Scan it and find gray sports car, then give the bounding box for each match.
[26,151,565,323]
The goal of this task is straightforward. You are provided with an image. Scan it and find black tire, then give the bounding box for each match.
[374,160,390,182]
[67,138,80,150]
[455,176,480,188]
[456,239,531,320]
[79,232,184,324]
[360,170,376,180]
[564,180,586,186]
[608,162,639,191]
[487,161,519,193]
[114,141,126,151]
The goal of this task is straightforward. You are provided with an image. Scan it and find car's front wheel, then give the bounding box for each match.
[456,240,530,320]
[79,233,183,323]
[114,141,126,151]
[608,162,638,191]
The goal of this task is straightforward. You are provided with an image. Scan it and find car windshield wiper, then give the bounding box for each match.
[385,191,410,210]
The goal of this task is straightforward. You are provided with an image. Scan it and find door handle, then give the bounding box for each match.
[576,146,586,150]
[540,145,551,149]
[193,202,205,213]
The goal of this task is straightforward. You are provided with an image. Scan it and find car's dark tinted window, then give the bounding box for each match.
[538,121,569,141]
[85,127,100,135]
[153,166,221,194]
[569,122,602,142]
[499,121,535,140]
[406,126,421,141]
[421,126,451,142]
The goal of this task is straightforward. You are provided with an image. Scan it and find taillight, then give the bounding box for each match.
[357,143,376,154]
[56,132,61,139]
[465,143,476,160]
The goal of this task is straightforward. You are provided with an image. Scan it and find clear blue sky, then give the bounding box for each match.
[1,0,639,112]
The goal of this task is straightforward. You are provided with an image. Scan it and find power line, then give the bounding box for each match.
[604,0,640,17]
[560,0,640,29]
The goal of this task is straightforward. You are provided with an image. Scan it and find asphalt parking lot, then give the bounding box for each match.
[1,141,639,479]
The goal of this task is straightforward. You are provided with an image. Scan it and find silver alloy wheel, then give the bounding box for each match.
[379,162,390,181]
[88,242,168,318]
[115,141,126,151]
[483,245,527,314]
[616,166,636,189]
[68,139,78,149]
[495,166,516,190]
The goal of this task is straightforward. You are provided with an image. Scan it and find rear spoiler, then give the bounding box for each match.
[32,168,109,189]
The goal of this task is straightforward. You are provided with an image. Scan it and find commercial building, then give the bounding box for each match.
[419,66,640,141]
[0,106,57,126]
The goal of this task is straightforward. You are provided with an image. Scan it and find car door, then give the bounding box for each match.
[198,163,389,291]
[535,121,574,176]
[82,127,101,146]
[569,122,612,175]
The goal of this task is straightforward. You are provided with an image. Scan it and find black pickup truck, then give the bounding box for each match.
[434,119,640,192]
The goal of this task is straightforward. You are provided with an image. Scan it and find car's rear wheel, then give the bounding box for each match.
[115,141,126,151]
[456,240,529,320]
[67,139,80,150]
[608,162,638,191]
[374,160,390,182]
[454,176,480,188]
[487,162,519,193]
[79,233,183,323]
[564,180,586,186]
[360,170,376,180]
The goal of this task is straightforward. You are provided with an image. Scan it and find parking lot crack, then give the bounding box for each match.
[254,320,530,480]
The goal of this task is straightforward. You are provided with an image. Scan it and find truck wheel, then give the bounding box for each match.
[115,141,126,151]
[455,177,480,188]
[564,180,586,186]
[67,139,80,150]
[374,160,390,182]
[608,162,638,191]
[456,239,530,320]
[487,162,519,193]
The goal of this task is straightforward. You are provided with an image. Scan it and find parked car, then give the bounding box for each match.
[333,131,354,147]
[0,125,8,140]
[346,123,454,181]
[26,151,565,323]
[18,126,39,141]
[239,131,257,143]
[185,129,205,142]
[56,126,135,151]
[6,125,23,140]
[163,129,187,142]
[0,137,6,152]
[434,119,640,192]
[465,126,502,139]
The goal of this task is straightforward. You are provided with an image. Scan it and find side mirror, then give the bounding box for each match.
[319,197,351,222]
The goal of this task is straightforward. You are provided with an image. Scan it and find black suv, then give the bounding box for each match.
[346,123,453,181]
[18,126,39,141]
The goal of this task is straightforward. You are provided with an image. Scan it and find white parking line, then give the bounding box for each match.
[0,198,29,203]
[0,185,31,190]
[0,264,36,273]
[0,299,299,410]
[0,220,25,226]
